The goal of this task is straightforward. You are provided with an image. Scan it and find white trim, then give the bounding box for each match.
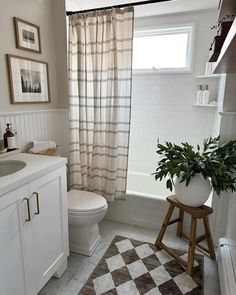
[196,74,221,79]
[126,190,164,201]
[219,112,236,116]
[134,25,194,37]
[194,103,218,107]
[133,23,195,75]
[133,68,192,75]
[128,170,152,177]
[0,109,68,116]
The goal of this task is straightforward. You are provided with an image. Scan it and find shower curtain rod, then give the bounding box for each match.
[66,0,172,16]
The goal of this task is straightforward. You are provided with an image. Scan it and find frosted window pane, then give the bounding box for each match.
[133,32,189,70]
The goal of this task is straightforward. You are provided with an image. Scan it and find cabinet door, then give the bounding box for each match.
[29,166,69,292]
[0,185,35,295]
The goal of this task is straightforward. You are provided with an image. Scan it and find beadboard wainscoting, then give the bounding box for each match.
[0,109,69,157]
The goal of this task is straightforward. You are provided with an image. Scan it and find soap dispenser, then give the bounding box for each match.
[3,123,16,151]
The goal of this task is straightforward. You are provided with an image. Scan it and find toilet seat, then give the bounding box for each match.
[68,190,107,213]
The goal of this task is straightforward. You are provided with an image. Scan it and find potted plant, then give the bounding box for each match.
[153,136,236,207]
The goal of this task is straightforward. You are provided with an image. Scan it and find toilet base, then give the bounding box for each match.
[69,223,102,256]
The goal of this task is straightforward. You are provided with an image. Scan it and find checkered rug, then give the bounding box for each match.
[79,235,203,295]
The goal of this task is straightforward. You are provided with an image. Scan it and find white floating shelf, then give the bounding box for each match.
[194,103,218,107]
[214,18,236,73]
[219,111,236,116]
[196,74,221,79]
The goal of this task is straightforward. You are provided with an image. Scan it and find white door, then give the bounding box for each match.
[0,185,34,295]
[29,166,69,292]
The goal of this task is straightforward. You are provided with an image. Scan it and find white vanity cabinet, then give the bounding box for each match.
[0,157,69,295]
[0,185,31,295]
[29,166,68,292]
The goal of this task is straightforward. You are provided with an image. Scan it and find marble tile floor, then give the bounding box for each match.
[38,220,220,295]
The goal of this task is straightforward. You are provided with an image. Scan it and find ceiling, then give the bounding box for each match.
[66,0,218,17]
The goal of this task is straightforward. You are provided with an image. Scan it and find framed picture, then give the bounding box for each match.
[6,54,50,104]
[14,17,41,53]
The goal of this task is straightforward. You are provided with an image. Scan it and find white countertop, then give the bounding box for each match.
[0,152,67,197]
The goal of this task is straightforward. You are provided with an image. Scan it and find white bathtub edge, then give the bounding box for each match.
[105,192,177,232]
[126,190,166,201]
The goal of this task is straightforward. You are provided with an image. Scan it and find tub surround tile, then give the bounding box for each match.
[129,72,218,177]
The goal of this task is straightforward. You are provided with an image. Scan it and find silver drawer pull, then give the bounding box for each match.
[23,198,31,222]
[33,192,40,215]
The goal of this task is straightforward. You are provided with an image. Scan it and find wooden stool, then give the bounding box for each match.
[155,195,216,275]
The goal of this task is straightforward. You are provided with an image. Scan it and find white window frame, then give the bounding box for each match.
[133,24,195,75]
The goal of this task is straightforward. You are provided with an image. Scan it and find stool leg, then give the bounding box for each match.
[187,216,197,275]
[203,216,216,260]
[155,204,174,248]
[177,209,184,237]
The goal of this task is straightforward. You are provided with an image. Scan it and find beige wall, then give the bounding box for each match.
[51,0,69,109]
[0,0,68,113]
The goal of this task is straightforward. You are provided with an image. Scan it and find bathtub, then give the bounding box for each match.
[105,171,212,231]
[127,171,212,207]
[105,171,177,231]
[126,171,170,198]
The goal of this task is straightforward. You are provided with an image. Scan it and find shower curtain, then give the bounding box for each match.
[68,7,134,201]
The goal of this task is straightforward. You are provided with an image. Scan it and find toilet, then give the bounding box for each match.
[68,190,108,256]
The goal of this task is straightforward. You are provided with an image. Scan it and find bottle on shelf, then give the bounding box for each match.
[3,123,16,151]
[196,85,203,104]
[202,85,210,104]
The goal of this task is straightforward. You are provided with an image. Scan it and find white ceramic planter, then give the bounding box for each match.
[174,174,211,207]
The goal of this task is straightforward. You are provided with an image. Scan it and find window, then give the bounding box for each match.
[133,25,194,74]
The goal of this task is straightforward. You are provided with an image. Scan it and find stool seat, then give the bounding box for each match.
[166,196,213,218]
[155,195,215,275]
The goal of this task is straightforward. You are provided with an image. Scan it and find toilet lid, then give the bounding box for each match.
[68,190,107,212]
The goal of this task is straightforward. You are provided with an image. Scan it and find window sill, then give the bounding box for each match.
[132,68,193,75]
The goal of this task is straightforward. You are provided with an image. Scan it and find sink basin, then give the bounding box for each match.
[0,160,26,177]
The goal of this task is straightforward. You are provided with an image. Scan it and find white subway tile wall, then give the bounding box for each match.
[128,74,219,174]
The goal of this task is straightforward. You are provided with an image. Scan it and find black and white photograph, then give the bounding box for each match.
[22,29,35,44]
[21,69,41,93]
[7,54,50,104]
[14,17,41,53]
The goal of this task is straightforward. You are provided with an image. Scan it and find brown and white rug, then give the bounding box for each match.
[79,235,203,295]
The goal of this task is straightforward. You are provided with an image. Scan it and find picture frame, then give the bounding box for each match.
[6,54,50,104]
[14,17,41,53]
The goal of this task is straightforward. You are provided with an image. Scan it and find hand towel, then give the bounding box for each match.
[28,140,56,153]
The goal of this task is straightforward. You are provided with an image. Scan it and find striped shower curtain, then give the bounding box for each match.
[68,8,134,201]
